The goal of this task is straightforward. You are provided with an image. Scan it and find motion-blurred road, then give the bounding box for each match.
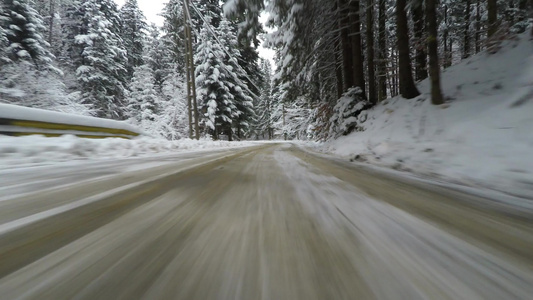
[0,143,532,299]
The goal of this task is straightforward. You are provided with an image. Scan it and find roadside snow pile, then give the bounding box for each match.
[0,135,255,167]
[314,34,533,198]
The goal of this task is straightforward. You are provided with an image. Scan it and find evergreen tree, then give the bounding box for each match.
[120,0,147,78]
[32,0,62,54]
[223,0,263,41]
[0,4,10,66]
[328,87,370,138]
[127,64,159,127]
[256,59,274,139]
[218,17,255,139]
[145,24,172,91]
[74,0,128,119]
[1,0,54,69]
[191,0,222,32]
[59,0,85,69]
[161,0,185,74]
[194,22,235,139]
[160,71,189,139]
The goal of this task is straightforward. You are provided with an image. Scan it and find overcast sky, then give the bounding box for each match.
[113,0,275,67]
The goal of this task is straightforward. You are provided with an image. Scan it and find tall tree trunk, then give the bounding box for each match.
[334,2,344,98]
[394,49,400,96]
[412,1,427,81]
[449,39,453,65]
[443,5,451,68]
[366,0,376,103]
[338,0,354,90]
[463,0,471,59]
[475,0,481,53]
[396,0,420,99]
[350,0,365,94]
[487,0,498,38]
[377,0,387,101]
[426,0,444,105]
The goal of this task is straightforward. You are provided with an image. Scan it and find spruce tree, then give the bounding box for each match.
[218,18,255,139]
[161,0,185,74]
[160,71,189,140]
[60,0,86,69]
[145,24,172,91]
[120,0,147,78]
[256,59,274,139]
[1,0,54,69]
[75,0,128,119]
[127,64,160,130]
[0,4,9,66]
[194,23,235,139]
[222,0,263,40]
[192,0,222,32]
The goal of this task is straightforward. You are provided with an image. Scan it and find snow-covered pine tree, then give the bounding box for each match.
[161,0,185,75]
[145,24,173,91]
[59,0,85,68]
[74,0,128,119]
[328,87,371,139]
[120,0,147,79]
[0,0,91,114]
[160,70,189,140]
[0,4,9,66]
[217,17,255,139]
[32,0,63,55]
[191,0,222,32]
[127,64,159,130]
[270,80,288,139]
[283,96,313,140]
[194,22,235,140]
[255,59,274,139]
[1,0,54,69]
[222,0,263,41]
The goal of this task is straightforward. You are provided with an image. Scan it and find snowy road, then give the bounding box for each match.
[0,143,532,299]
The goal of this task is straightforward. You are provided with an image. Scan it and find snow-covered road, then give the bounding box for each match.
[0,143,531,299]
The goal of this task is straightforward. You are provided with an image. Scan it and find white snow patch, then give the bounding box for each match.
[0,135,257,168]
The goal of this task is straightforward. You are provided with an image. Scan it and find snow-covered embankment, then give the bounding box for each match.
[313,34,533,198]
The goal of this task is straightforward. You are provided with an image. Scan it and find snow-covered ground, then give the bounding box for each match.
[313,34,533,199]
[0,135,256,168]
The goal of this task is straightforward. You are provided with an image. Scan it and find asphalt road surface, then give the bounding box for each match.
[0,143,532,299]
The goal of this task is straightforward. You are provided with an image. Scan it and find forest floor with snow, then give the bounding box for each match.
[313,34,533,199]
[0,135,257,168]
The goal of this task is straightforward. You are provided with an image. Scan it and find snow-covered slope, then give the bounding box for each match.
[316,34,533,198]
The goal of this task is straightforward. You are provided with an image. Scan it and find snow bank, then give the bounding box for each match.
[0,135,256,167]
[313,34,533,198]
